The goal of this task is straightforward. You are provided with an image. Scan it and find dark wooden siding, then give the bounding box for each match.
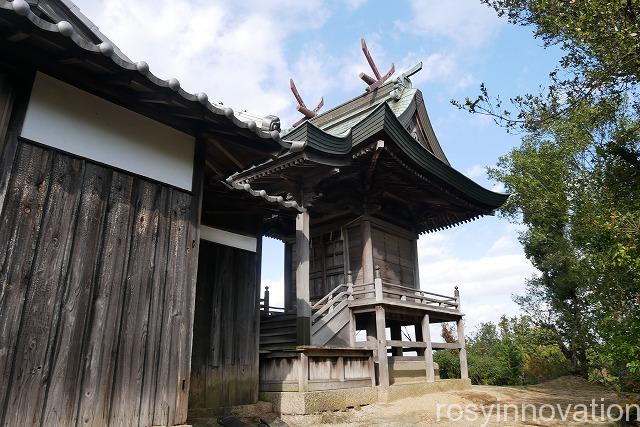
[347,225,364,285]
[0,141,199,427]
[371,227,416,288]
[309,232,345,301]
[189,240,260,410]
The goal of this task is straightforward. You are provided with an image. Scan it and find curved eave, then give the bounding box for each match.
[275,103,509,211]
[0,0,286,150]
[376,104,509,210]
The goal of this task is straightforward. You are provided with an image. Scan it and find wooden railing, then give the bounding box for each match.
[310,272,354,326]
[261,265,461,318]
[260,286,285,315]
[350,266,461,311]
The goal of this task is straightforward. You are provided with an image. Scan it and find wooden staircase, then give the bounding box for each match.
[259,313,296,351]
[310,284,352,346]
[259,276,461,352]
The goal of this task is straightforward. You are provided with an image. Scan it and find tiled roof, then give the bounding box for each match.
[1,0,284,142]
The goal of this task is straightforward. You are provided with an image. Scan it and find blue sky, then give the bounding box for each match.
[74,0,561,330]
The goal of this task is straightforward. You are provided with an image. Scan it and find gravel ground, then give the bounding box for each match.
[282,377,639,426]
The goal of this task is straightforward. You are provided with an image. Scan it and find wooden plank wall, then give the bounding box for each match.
[347,225,364,285]
[371,227,416,288]
[189,240,260,410]
[0,141,199,427]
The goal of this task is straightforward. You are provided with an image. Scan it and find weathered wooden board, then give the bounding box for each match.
[76,172,135,427]
[372,227,416,288]
[189,240,260,411]
[0,141,199,427]
[0,143,53,426]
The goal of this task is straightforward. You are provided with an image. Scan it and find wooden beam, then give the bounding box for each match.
[298,353,309,392]
[296,210,311,345]
[422,314,435,383]
[366,140,384,191]
[430,342,460,350]
[361,219,374,284]
[212,140,244,169]
[413,238,421,290]
[457,318,468,379]
[375,306,389,387]
[284,242,294,312]
[387,340,426,348]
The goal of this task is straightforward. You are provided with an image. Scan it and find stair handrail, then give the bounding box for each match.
[311,284,348,311]
[311,291,350,324]
[261,286,270,315]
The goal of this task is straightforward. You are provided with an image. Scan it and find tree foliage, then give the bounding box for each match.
[454,0,640,391]
[435,316,569,385]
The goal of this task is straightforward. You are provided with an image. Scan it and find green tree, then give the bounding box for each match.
[456,0,640,391]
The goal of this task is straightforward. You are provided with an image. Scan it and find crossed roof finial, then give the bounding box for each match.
[359,38,395,92]
[290,79,324,127]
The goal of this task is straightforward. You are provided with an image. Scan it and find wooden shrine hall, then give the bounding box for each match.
[0,1,508,425]
[239,54,508,410]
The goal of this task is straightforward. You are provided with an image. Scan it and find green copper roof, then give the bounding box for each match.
[279,102,508,210]
[282,76,450,165]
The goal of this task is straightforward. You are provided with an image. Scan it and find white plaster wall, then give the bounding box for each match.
[200,225,257,252]
[21,72,195,191]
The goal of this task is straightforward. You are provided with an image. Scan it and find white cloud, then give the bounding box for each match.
[488,234,517,254]
[396,0,503,48]
[344,0,367,11]
[464,164,485,179]
[418,230,537,328]
[397,50,478,92]
[73,0,331,118]
[491,182,506,192]
[417,232,452,261]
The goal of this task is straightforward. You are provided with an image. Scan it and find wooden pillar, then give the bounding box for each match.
[414,322,425,356]
[421,314,435,383]
[349,310,357,347]
[298,353,309,392]
[457,318,468,380]
[361,218,374,284]
[454,286,468,379]
[263,286,270,316]
[375,306,389,387]
[374,265,383,302]
[296,211,311,345]
[412,238,421,290]
[284,242,294,312]
[390,322,402,356]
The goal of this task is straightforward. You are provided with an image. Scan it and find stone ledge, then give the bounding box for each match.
[260,379,472,415]
[188,400,273,418]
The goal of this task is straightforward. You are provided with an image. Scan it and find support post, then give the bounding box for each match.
[415,322,425,356]
[263,286,270,316]
[298,353,309,392]
[457,318,468,380]
[375,306,389,387]
[284,242,294,312]
[349,310,357,347]
[296,211,311,345]
[362,218,374,284]
[337,356,345,382]
[412,237,421,290]
[347,270,354,300]
[454,286,468,379]
[421,314,435,383]
[374,265,383,302]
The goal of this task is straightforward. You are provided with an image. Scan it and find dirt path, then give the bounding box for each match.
[282,377,638,426]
